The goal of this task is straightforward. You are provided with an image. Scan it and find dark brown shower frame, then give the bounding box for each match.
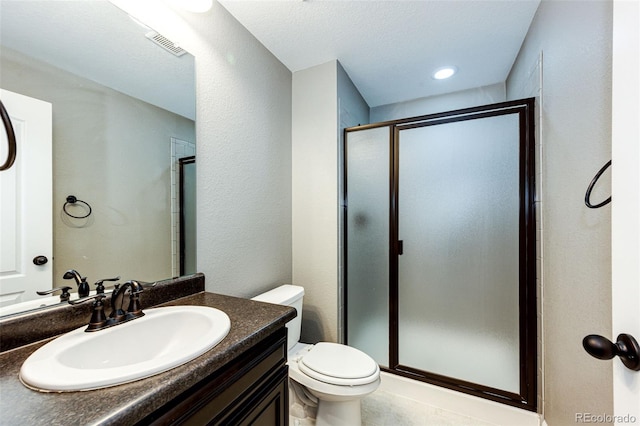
[342,98,537,411]
[179,155,196,276]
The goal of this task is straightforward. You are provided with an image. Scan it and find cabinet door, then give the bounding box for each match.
[228,368,288,426]
[141,329,288,426]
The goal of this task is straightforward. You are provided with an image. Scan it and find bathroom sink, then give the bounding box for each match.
[20,306,231,392]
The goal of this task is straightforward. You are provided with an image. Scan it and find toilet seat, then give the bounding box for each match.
[298,342,380,386]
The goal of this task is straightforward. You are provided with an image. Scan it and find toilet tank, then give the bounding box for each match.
[252,285,304,351]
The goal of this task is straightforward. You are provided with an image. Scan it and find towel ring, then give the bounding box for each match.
[63,195,92,219]
[585,160,611,209]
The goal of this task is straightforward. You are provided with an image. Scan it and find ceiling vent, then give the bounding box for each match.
[145,31,187,57]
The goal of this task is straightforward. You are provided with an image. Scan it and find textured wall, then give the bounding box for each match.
[507,0,613,422]
[115,1,294,298]
[190,3,293,298]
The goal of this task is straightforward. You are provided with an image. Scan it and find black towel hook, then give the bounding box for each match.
[63,195,93,219]
[585,160,611,209]
[0,99,17,172]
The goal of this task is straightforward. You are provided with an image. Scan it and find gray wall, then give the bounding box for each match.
[370,83,505,123]
[507,0,613,422]
[290,60,370,344]
[148,2,294,297]
[292,61,340,343]
[1,47,195,283]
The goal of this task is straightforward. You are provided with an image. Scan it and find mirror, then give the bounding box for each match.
[0,1,196,316]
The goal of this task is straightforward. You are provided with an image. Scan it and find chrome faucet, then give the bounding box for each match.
[69,280,149,332]
[63,269,90,298]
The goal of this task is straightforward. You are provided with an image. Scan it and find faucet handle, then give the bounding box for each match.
[68,291,111,305]
[86,295,108,332]
[94,276,120,294]
[36,286,73,302]
[68,293,109,332]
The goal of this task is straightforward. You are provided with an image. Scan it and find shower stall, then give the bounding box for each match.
[343,98,537,410]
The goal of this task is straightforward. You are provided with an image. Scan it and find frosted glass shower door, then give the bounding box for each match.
[396,113,521,393]
[345,126,390,367]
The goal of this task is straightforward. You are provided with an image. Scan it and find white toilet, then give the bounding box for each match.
[252,285,380,426]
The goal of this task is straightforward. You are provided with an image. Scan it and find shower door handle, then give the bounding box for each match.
[398,240,403,255]
[582,333,640,371]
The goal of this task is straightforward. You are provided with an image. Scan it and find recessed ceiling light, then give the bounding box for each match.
[432,66,457,80]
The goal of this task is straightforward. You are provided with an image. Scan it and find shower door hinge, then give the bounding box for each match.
[398,240,404,255]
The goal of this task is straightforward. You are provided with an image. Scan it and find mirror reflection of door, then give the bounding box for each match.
[179,156,196,275]
[0,89,52,306]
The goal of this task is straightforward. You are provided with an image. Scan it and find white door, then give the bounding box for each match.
[0,89,52,307]
[611,0,640,419]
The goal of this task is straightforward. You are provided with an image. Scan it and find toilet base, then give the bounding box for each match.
[316,398,362,426]
[288,358,380,426]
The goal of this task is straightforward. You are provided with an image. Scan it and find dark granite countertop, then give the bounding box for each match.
[0,292,295,426]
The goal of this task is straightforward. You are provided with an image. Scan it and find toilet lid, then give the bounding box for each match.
[298,342,379,386]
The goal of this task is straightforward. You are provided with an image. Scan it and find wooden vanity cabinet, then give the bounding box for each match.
[139,328,288,426]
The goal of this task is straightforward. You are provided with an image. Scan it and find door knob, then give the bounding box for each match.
[582,333,640,371]
[32,255,48,266]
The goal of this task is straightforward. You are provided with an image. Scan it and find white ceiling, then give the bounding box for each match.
[0,0,195,120]
[218,0,541,107]
[1,1,541,117]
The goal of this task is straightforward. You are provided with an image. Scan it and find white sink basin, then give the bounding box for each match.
[20,306,231,392]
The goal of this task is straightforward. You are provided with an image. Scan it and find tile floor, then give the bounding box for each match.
[361,389,496,426]
[289,387,497,426]
[289,370,543,426]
